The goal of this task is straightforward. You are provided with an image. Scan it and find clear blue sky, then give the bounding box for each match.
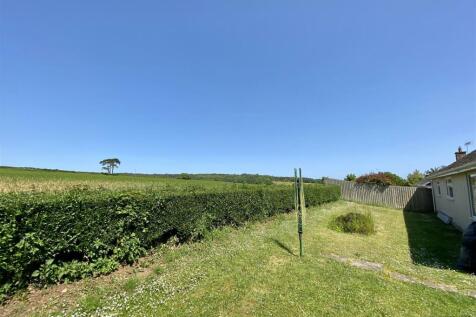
[1,0,475,178]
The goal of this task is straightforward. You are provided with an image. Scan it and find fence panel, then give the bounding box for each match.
[323,178,433,212]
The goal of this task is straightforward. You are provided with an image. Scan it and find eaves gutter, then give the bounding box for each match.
[427,162,476,180]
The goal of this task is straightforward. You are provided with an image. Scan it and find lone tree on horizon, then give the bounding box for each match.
[100,158,121,175]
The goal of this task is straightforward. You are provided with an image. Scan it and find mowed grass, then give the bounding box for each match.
[14,201,475,317]
[0,167,245,192]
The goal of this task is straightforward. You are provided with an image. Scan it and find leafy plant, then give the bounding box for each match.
[113,234,146,264]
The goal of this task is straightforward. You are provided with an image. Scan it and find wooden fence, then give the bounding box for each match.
[323,178,434,212]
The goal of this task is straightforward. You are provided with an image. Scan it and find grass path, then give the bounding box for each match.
[326,253,476,298]
[3,201,476,316]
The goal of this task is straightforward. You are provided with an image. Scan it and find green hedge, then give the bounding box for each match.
[0,184,340,298]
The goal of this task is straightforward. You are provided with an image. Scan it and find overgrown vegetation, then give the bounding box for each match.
[0,183,340,300]
[329,212,375,235]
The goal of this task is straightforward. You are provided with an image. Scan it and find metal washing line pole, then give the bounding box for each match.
[294,168,305,257]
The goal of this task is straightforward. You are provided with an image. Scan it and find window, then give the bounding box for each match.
[469,174,476,218]
[446,179,454,199]
[436,181,441,196]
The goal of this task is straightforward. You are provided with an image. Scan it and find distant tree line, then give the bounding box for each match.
[95,160,322,184]
[343,167,443,187]
[175,173,274,184]
[160,173,322,185]
[115,173,323,185]
[272,175,322,184]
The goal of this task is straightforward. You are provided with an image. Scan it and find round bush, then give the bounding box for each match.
[329,212,375,235]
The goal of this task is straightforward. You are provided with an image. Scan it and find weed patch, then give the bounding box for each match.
[329,212,375,235]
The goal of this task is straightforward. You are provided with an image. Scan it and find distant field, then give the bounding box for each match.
[0,167,243,193]
[0,167,322,193]
[0,166,339,302]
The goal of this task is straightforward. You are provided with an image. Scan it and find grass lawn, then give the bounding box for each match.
[4,201,475,316]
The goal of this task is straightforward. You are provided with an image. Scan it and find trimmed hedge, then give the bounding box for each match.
[0,184,340,298]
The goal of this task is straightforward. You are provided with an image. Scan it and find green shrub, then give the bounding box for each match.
[0,184,340,298]
[407,170,424,186]
[178,173,192,180]
[345,173,356,181]
[329,212,375,235]
[356,172,407,186]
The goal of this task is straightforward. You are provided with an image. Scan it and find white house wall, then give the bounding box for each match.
[432,172,473,231]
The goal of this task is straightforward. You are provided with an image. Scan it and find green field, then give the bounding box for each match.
[0,166,315,193]
[0,167,244,193]
[3,201,475,316]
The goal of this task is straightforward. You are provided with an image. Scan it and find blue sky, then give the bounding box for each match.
[1,0,475,179]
